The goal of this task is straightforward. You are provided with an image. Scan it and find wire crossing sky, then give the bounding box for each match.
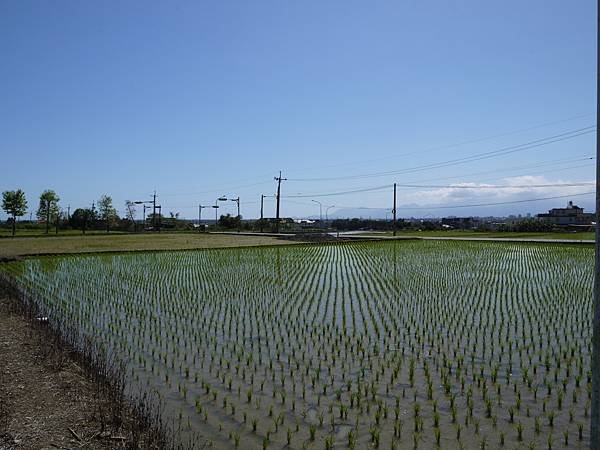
[0,0,596,219]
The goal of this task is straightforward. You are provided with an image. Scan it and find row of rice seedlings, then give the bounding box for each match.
[0,240,592,448]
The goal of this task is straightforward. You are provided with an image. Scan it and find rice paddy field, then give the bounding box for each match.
[0,241,593,449]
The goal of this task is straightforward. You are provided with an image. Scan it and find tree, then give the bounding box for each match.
[69,208,97,234]
[218,213,241,229]
[2,189,28,237]
[125,200,137,232]
[146,212,163,230]
[37,190,60,234]
[97,195,117,233]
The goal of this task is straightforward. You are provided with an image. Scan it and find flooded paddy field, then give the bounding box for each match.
[0,241,592,449]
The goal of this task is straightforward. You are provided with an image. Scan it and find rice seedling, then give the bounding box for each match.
[0,240,592,448]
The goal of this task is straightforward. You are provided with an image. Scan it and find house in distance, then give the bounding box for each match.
[537,201,594,227]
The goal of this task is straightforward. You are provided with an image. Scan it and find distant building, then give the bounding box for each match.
[441,217,481,230]
[537,201,594,226]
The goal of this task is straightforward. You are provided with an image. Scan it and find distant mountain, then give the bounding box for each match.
[327,199,596,220]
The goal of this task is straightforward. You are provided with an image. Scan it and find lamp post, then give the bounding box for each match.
[260,194,275,233]
[230,197,240,218]
[311,199,323,222]
[156,204,162,232]
[325,205,335,222]
[230,197,240,232]
[214,196,227,226]
[134,200,153,231]
[198,204,209,232]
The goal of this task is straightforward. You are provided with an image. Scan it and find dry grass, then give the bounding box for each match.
[0,232,298,258]
[0,291,169,450]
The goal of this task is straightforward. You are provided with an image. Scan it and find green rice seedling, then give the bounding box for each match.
[348,429,357,449]
[309,424,316,441]
[1,241,592,449]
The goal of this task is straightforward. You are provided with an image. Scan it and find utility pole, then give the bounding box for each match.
[260,194,265,233]
[274,171,286,233]
[67,205,70,220]
[157,205,162,232]
[152,191,157,230]
[591,1,600,446]
[393,183,397,237]
[45,199,50,234]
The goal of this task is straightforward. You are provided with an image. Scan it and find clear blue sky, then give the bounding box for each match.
[0,0,596,220]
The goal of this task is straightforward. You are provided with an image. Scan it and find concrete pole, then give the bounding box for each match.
[393,183,397,236]
[591,0,600,445]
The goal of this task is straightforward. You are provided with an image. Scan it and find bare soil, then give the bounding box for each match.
[0,293,165,450]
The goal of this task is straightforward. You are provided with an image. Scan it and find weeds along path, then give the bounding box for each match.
[0,240,593,449]
[0,287,174,450]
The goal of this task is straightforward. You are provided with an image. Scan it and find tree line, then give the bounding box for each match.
[1,189,123,236]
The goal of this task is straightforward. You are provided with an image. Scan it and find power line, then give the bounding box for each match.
[283,181,594,199]
[281,112,594,175]
[403,155,594,185]
[283,185,391,198]
[157,181,272,197]
[398,191,595,210]
[287,126,595,182]
[395,182,594,189]
[332,191,594,212]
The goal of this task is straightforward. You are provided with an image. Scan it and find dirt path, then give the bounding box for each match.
[0,293,163,450]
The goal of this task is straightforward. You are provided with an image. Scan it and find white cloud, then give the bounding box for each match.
[402,175,594,207]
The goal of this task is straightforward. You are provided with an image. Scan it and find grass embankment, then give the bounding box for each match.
[360,230,595,240]
[0,232,297,258]
[0,229,135,238]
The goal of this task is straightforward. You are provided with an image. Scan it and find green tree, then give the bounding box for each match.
[98,195,118,233]
[37,190,60,234]
[218,213,241,229]
[69,208,97,234]
[2,189,28,237]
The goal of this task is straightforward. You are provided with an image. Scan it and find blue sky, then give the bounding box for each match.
[0,0,596,220]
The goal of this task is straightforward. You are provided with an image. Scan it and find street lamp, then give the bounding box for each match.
[311,199,323,221]
[260,194,275,233]
[230,197,240,218]
[214,196,228,226]
[198,204,210,232]
[134,200,153,230]
[230,197,240,232]
[325,205,335,222]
